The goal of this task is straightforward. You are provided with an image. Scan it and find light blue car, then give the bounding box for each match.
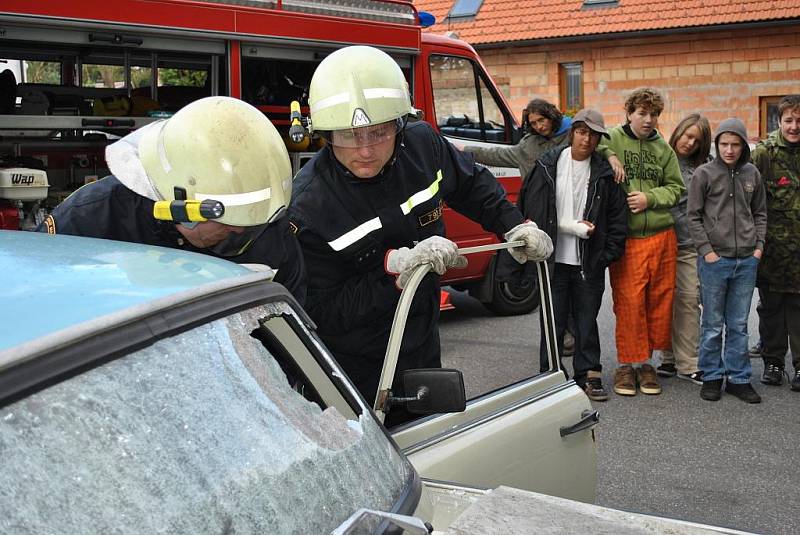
[0,230,424,533]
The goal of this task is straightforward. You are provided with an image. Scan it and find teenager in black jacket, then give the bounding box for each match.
[518,109,628,400]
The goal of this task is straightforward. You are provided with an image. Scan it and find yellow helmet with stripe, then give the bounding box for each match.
[308,46,417,133]
[138,96,292,227]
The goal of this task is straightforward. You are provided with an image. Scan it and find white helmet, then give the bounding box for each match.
[138,96,292,227]
[308,46,417,134]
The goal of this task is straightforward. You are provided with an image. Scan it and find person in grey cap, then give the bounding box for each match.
[688,118,767,403]
[516,108,628,401]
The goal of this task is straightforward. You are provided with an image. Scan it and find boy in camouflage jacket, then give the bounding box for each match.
[751,94,800,392]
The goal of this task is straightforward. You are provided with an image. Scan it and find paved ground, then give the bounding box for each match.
[439,279,799,535]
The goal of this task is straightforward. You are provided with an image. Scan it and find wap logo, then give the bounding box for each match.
[10,173,36,185]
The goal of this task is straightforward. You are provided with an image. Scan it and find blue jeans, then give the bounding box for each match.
[697,255,758,384]
[540,264,605,383]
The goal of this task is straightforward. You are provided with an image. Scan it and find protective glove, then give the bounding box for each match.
[504,221,554,264]
[385,235,468,289]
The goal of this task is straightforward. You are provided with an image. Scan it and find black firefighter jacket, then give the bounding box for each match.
[288,121,524,404]
[518,146,628,276]
[37,175,307,302]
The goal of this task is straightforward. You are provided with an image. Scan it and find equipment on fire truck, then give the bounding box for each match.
[0,156,50,230]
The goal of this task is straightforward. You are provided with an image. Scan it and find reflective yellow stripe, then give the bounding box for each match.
[401,170,442,215]
[327,169,444,251]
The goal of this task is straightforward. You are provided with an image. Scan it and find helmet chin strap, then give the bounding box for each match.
[384,121,407,171]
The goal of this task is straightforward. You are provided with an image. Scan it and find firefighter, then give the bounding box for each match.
[37,96,306,301]
[288,46,552,424]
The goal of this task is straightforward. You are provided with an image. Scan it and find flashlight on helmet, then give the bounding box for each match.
[289,100,307,143]
[153,198,225,223]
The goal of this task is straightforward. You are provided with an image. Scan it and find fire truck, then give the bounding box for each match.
[0,0,534,314]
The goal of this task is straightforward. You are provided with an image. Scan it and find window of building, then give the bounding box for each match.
[448,0,484,20]
[559,62,583,115]
[582,0,619,7]
[760,96,782,138]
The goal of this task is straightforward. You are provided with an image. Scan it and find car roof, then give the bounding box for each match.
[0,230,256,351]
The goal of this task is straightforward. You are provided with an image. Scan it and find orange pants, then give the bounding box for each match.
[609,229,677,364]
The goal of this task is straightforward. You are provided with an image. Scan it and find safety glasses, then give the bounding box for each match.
[325,118,403,148]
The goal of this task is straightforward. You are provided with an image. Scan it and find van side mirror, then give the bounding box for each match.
[401,368,466,415]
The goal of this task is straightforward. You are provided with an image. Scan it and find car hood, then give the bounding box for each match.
[443,486,754,534]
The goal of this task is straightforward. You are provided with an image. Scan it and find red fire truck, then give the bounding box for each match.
[0,0,533,314]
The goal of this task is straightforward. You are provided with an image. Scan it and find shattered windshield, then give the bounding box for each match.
[0,307,411,534]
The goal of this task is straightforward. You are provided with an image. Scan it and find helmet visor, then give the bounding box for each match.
[325,119,403,148]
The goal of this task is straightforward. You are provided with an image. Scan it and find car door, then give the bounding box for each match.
[381,244,598,503]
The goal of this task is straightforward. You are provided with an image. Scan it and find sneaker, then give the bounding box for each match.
[613,366,637,396]
[562,331,575,357]
[636,364,662,395]
[677,371,704,385]
[725,382,762,403]
[656,363,677,377]
[583,376,609,402]
[749,340,763,358]
[791,370,800,392]
[761,363,784,386]
[700,379,723,401]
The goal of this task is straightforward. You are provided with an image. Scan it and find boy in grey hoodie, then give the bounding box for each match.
[687,118,767,403]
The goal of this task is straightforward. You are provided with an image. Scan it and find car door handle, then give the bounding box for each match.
[559,409,599,438]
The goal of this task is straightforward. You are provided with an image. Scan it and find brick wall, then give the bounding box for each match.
[476,24,800,142]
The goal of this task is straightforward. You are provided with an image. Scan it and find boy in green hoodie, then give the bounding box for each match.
[600,87,685,397]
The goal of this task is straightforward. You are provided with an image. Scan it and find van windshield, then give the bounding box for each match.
[0,308,412,533]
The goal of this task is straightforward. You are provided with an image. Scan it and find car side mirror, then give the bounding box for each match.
[400,368,466,415]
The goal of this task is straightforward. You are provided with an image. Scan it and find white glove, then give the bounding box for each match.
[504,221,554,264]
[385,235,468,289]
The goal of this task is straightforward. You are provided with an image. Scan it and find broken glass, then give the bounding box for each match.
[0,304,412,534]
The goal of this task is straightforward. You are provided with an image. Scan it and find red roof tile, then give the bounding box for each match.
[415,0,800,44]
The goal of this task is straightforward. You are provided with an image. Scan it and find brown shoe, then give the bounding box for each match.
[613,366,636,396]
[636,364,662,395]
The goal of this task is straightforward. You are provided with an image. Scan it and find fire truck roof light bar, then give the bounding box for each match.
[208,0,417,25]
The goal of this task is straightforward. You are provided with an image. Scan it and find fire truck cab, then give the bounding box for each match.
[0,0,532,314]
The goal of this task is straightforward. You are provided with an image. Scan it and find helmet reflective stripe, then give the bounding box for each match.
[365,87,408,100]
[327,170,444,251]
[311,92,350,115]
[195,187,271,207]
[156,124,173,173]
[312,88,409,115]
